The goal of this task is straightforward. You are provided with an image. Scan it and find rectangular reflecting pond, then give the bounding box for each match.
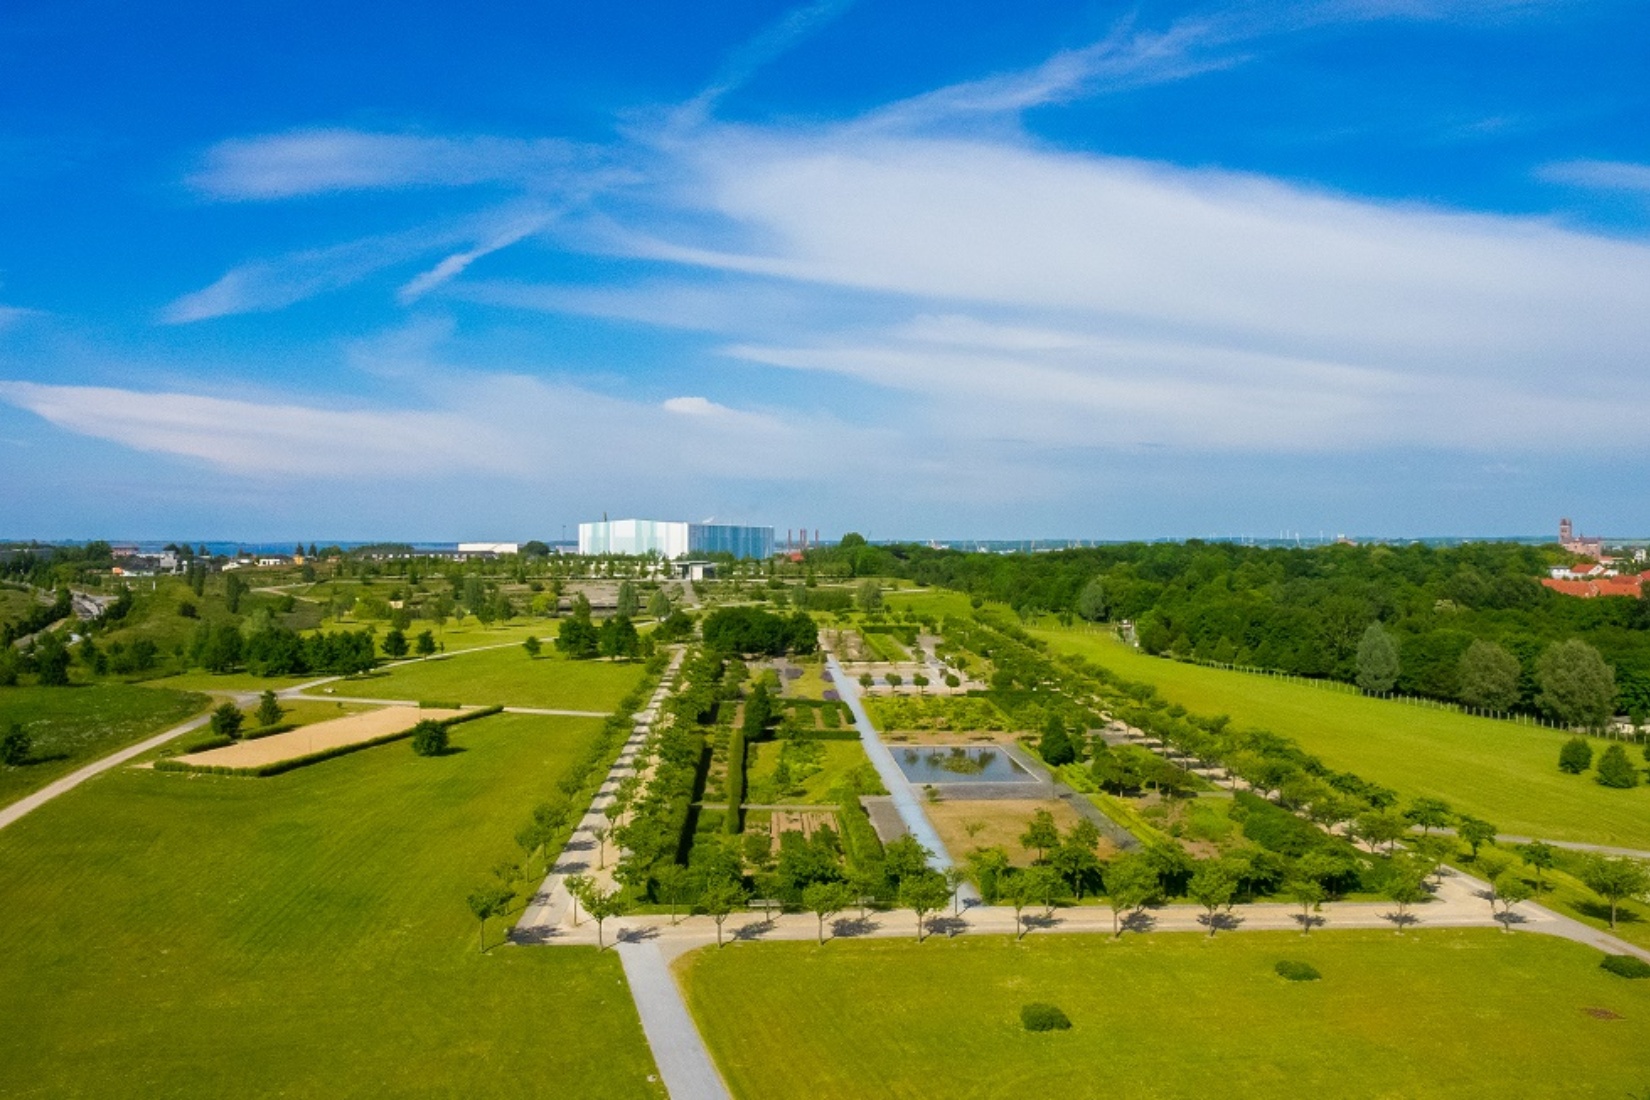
[893,745,1036,784]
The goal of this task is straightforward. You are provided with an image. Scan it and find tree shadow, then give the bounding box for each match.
[510,924,564,945]
[927,915,969,938]
[830,916,880,938]
[617,925,660,944]
[1121,910,1157,934]
[17,751,69,767]
[1382,910,1421,930]
[732,919,774,941]
[1292,913,1326,933]
[1495,910,1531,930]
[1575,900,1643,926]
[1198,911,1245,934]
[1021,912,1064,932]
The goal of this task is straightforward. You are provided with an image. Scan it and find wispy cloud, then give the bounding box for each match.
[189,129,586,200]
[1539,158,1650,196]
[675,0,858,126]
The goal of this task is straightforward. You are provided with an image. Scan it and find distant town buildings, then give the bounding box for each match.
[1558,517,1604,559]
[578,518,775,560]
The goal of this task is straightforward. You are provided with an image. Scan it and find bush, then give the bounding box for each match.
[1,724,32,765]
[1558,736,1593,775]
[1020,1003,1072,1031]
[1595,743,1640,789]
[1601,954,1650,979]
[209,703,245,740]
[411,720,449,756]
[1275,960,1321,982]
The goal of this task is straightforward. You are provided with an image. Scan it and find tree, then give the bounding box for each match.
[585,885,626,950]
[563,874,593,926]
[647,588,673,620]
[414,629,436,656]
[598,615,640,660]
[1020,809,1060,863]
[1403,797,1452,835]
[1457,640,1521,711]
[1050,836,1101,899]
[803,881,854,944]
[590,824,610,869]
[34,633,71,687]
[858,672,874,690]
[1003,871,1036,939]
[1580,856,1650,929]
[1558,736,1594,775]
[615,581,639,619]
[1037,713,1076,767]
[0,723,31,766]
[1355,623,1399,694]
[209,702,245,741]
[901,871,952,942]
[699,879,747,947]
[1354,809,1406,855]
[1537,639,1616,730]
[1103,855,1160,938]
[911,673,929,695]
[1516,840,1556,893]
[944,865,971,916]
[884,672,902,690]
[1491,872,1532,931]
[655,864,691,924]
[410,719,448,756]
[466,885,516,952]
[1075,577,1108,622]
[1188,860,1239,936]
[1596,743,1640,789]
[523,635,542,659]
[855,580,882,614]
[1382,863,1428,931]
[382,628,408,659]
[1286,875,1325,934]
[1457,816,1497,858]
[255,690,283,727]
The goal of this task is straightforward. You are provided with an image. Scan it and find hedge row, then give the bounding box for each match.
[724,728,746,834]
[835,789,885,871]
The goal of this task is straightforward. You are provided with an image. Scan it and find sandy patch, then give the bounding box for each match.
[925,798,1114,866]
[178,706,467,769]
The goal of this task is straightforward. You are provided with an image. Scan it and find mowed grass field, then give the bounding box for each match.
[334,646,647,711]
[0,684,208,807]
[681,930,1650,1100]
[1034,626,1650,850]
[0,712,662,1098]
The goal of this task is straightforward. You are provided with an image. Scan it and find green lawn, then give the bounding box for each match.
[0,684,209,807]
[746,740,883,804]
[1034,626,1650,849]
[681,930,1650,1100]
[330,646,647,710]
[144,670,321,694]
[0,712,661,1098]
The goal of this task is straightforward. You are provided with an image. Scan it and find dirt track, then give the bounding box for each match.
[178,706,466,768]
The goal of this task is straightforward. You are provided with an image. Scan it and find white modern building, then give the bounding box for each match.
[578,519,774,560]
[457,542,520,555]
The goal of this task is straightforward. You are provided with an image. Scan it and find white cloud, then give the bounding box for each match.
[189,129,583,200]
[1539,159,1650,196]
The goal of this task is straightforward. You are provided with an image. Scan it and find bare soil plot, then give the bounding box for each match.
[925,798,1114,866]
[767,810,839,846]
[177,706,466,769]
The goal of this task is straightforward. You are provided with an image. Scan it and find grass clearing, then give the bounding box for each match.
[681,929,1650,1100]
[746,740,883,804]
[332,646,646,710]
[0,684,208,806]
[1034,626,1650,849]
[0,711,661,1097]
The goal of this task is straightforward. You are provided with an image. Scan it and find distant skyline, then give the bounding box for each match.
[2,1,1647,540]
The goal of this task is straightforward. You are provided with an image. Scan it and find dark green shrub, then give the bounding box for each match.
[1601,954,1650,979]
[1558,737,1592,775]
[1020,1003,1072,1031]
[1596,744,1640,789]
[411,720,449,756]
[1275,960,1321,982]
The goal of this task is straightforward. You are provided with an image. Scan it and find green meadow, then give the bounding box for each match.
[681,930,1650,1100]
[0,712,662,1098]
[338,645,647,710]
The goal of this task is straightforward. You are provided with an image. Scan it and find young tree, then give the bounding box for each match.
[1491,872,1533,931]
[1516,840,1557,893]
[1580,856,1650,929]
[0,723,31,766]
[209,702,245,741]
[646,588,673,620]
[911,673,929,695]
[1457,816,1498,858]
[1596,743,1640,789]
[34,633,71,687]
[884,672,902,690]
[410,719,449,756]
[1355,623,1399,694]
[1537,639,1616,730]
[255,690,283,727]
[1457,640,1522,711]
[1354,809,1406,855]
[1003,871,1036,939]
[466,884,516,952]
[563,873,593,926]
[585,885,627,950]
[655,864,691,924]
[382,628,408,659]
[1286,875,1326,934]
[615,581,639,619]
[858,672,874,690]
[1037,713,1076,767]
[1188,860,1239,937]
[1103,855,1160,938]
[1382,863,1428,932]
[855,580,883,614]
[1403,797,1452,835]
[1558,736,1594,775]
[522,635,542,659]
[699,879,747,947]
[590,824,610,870]
[802,881,855,944]
[902,871,953,942]
[414,629,436,656]
[1020,809,1060,863]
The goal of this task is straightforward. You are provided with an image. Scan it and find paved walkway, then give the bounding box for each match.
[826,654,954,872]
[0,711,211,831]
[617,939,730,1100]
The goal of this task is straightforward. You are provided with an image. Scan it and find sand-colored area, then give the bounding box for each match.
[178,706,467,769]
[925,798,1114,866]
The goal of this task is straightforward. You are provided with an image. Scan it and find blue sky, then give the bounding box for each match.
[2,0,1647,542]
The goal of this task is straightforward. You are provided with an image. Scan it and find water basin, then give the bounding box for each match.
[893,745,1035,784]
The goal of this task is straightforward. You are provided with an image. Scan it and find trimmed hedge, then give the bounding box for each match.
[725,728,746,834]
[1601,954,1650,979]
[419,699,462,710]
[1020,1003,1072,1031]
[836,790,885,871]
[243,721,298,741]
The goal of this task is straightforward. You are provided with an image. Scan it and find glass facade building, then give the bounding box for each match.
[578,519,773,560]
